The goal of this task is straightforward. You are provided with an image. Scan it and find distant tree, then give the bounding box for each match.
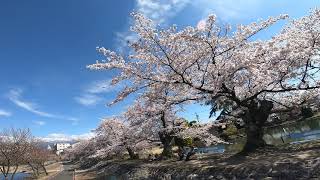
[88,9,320,153]
[95,116,155,159]
[94,117,132,159]
[0,128,32,180]
[26,141,51,176]
[66,140,93,162]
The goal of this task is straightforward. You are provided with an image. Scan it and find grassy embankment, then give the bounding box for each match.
[74,115,320,179]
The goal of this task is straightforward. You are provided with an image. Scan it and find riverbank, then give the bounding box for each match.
[76,140,320,179]
[0,162,62,180]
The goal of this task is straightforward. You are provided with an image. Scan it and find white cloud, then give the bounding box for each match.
[33,120,46,126]
[0,109,11,117]
[136,0,191,24]
[75,79,124,106]
[86,80,115,94]
[8,89,56,118]
[67,117,80,126]
[114,0,191,53]
[74,94,102,106]
[7,89,79,124]
[191,0,262,21]
[116,0,262,52]
[40,132,95,142]
[115,32,137,53]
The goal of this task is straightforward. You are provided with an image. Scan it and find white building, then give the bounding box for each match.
[54,143,71,155]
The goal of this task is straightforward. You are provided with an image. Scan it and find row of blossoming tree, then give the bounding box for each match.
[72,9,320,160]
[67,90,223,162]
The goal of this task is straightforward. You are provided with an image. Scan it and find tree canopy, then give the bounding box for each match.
[88,9,320,152]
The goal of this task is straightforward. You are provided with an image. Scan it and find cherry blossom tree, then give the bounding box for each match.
[124,85,200,157]
[124,85,225,158]
[65,140,93,161]
[177,122,223,147]
[88,9,320,153]
[94,117,155,159]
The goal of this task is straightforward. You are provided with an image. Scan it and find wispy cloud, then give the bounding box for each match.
[135,0,191,24]
[75,79,123,106]
[67,117,80,126]
[115,0,191,52]
[40,132,95,142]
[191,0,262,21]
[7,89,78,125]
[115,32,138,53]
[74,94,102,106]
[115,0,263,52]
[33,120,46,126]
[8,89,56,118]
[0,109,11,117]
[86,80,119,94]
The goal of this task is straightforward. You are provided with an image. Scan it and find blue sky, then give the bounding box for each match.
[0,0,318,141]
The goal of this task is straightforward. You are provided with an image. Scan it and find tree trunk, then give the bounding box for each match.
[41,163,48,176]
[158,111,175,158]
[162,141,173,157]
[185,147,196,161]
[177,146,184,160]
[4,163,10,180]
[126,147,139,159]
[0,166,7,180]
[28,162,37,176]
[34,165,40,176]
[10,165,18,180]
[159,131,175,157]
[241,100,273,153]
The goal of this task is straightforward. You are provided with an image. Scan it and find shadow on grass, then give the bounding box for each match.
[75,140,320,179]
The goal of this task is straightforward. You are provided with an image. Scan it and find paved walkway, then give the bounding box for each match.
[52,162,75,180]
